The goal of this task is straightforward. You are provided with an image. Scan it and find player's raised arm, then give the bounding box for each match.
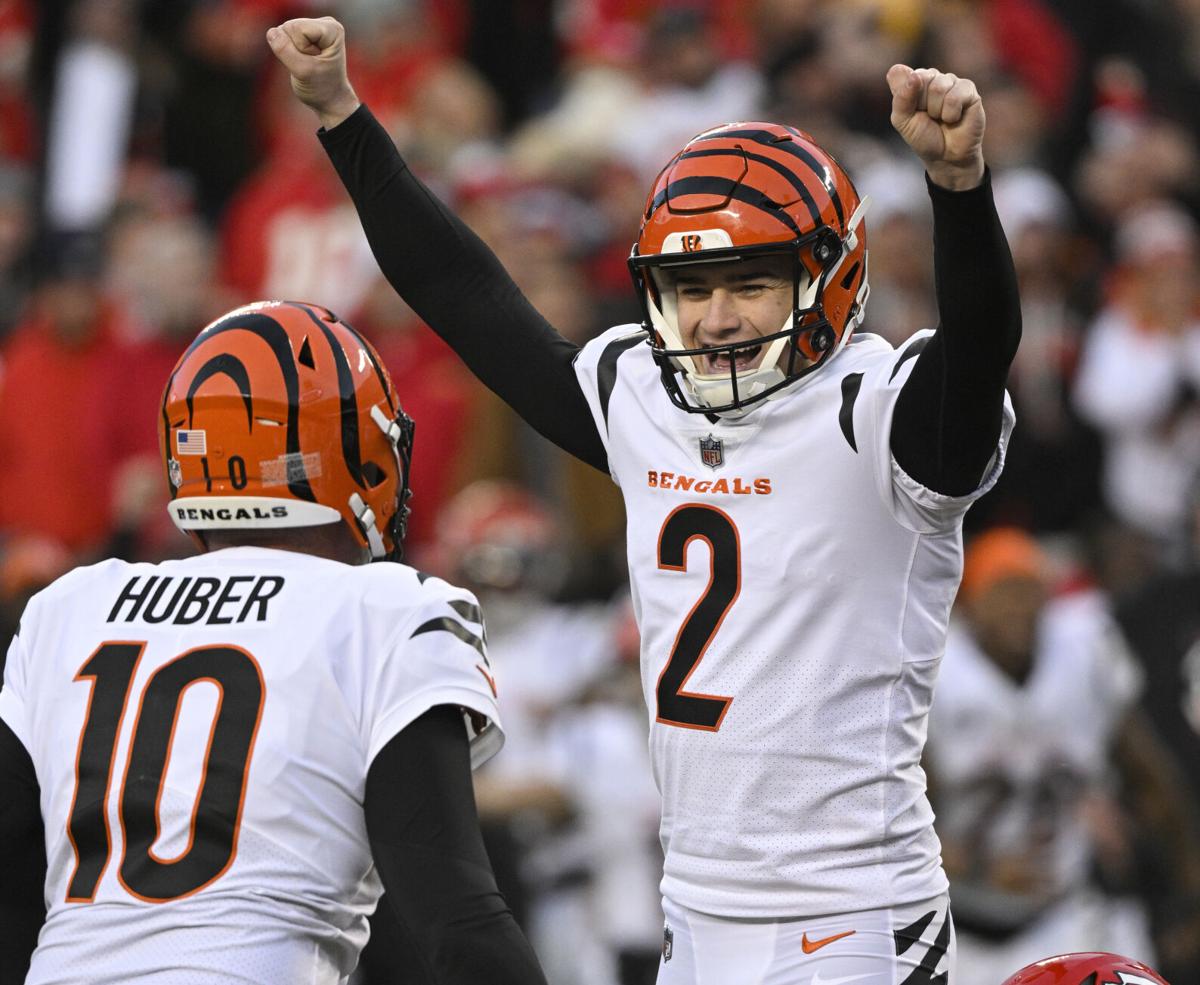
[267,18,608,474]
[886,64,1021,497]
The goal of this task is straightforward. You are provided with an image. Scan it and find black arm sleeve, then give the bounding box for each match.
[890,170,1021,496]
[0,717,45,985]
[364,705,548,985]
[320,106,608,473]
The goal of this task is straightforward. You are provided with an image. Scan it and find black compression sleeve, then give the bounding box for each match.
[0,718,45,985]
[891,170,1021,496]
[319,106,607,473]
[364,705,548,985]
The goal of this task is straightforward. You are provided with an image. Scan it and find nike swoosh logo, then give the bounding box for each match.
[810,973,875,985]
[801,929,856,954]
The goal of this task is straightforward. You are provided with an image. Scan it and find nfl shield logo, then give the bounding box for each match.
[168,458,183,489]
[699,433,724,470]
[663,926,673,963]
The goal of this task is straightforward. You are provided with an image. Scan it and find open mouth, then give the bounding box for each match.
[701,344,763,375]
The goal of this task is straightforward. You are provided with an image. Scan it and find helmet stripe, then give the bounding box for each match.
[326,314,397,416]
[185,354,253,431]
[692,128,845,228]
[677,147,823,227]
[650,176,803,238]
[296,304,366,489]
[172,313,317,502]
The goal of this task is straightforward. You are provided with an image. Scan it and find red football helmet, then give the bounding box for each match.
[1001,952,1170,985]
[433,480,561,592]
[629,121,869,415]
[159,300,414,560]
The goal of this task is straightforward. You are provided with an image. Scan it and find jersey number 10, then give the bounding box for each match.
[64,642,265,903]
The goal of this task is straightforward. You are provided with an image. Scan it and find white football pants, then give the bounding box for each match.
[656,893,955,985]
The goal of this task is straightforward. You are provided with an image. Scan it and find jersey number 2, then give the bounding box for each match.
[656,504,739,730]
[65,642,265,903]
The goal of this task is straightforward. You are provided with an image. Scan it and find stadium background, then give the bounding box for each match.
[2,0,1200,982]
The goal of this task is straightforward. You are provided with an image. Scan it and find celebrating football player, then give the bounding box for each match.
[0,301,548,985]
[271,15,1021,984]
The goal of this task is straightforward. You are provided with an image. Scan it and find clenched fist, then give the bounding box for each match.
[267,17,360,130]
[887,64,986,191]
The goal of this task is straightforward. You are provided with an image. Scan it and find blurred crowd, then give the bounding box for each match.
[3,0,1200,983]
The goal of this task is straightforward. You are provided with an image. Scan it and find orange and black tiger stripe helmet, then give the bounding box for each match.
[159,301,414,560]
[629,121,870,415]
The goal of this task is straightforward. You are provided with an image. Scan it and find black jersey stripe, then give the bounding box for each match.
[165,313,316,502]
[838,372,863,452]
[411,617,487,660]
[650,176,804,238]
[448,598,485,627]
[693,129,845,228]
[598,334,645,430]
[677,147,823,227]
[889,335,931,383]
[185,354,253,432]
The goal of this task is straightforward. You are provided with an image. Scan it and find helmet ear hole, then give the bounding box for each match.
[840,261,861,290]
[362,461,387,488]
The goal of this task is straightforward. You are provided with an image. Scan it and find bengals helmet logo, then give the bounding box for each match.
[680,234,703,253]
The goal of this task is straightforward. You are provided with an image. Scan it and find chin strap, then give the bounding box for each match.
[349,492,389,560]
[347,404,416,563]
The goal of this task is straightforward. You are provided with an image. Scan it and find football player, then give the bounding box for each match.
[0,301,548,985]
[926,528,1200,983]
[271,16,1021,984]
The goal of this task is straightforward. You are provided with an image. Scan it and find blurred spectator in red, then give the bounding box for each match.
[0,234,133,551]
[1074,58,1200,229]
[101,207,233,560]
[343,0,457,122]
[219,87,380,315]
[1074,201,1200,548]
[348,274,481,557]
[0,0,35,162]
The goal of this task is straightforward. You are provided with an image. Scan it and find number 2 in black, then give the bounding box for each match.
[65,643,265,903]
[656,504,739,730]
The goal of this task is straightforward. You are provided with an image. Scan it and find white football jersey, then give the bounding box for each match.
[0,546,502,985]
[573,326,1015,918]
[928,591,1143,914]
